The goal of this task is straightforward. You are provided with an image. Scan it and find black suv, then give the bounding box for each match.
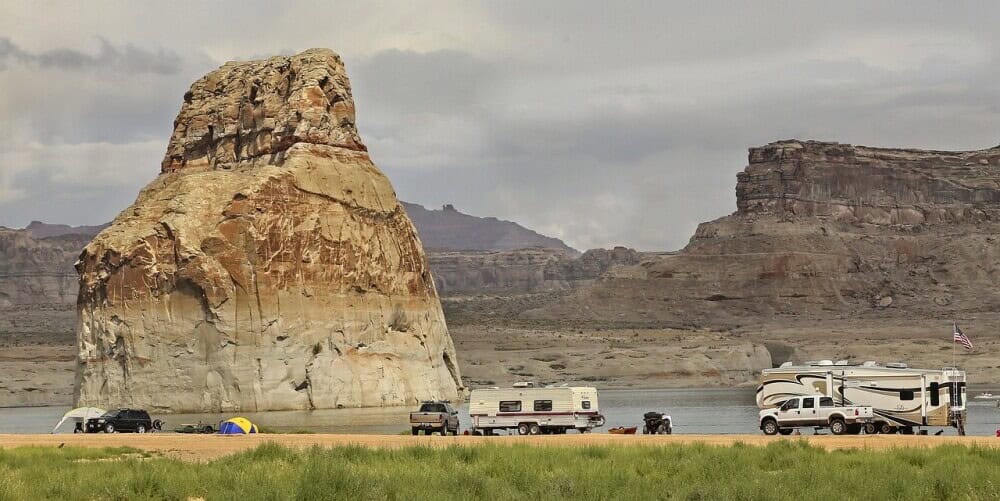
[85,409,154,433]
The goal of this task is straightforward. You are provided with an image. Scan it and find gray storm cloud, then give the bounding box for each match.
[0,37,182,74]
[1,2,999,250]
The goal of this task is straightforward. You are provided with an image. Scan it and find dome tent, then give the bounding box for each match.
[218,417,258,435]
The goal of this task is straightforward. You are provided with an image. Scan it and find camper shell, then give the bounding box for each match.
[757,360,967,434]
[469,383,605,435]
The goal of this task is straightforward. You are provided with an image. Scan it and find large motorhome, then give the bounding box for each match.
[757,361,967,434]
[468,383,606,435]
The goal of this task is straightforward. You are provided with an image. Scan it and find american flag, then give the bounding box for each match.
[953,324,974,350]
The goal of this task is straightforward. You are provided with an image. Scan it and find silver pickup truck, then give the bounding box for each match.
[760,395,874,435]
[410,401,459,436]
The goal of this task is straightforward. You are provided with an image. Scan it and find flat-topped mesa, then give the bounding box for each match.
[736,140,1000,224]
[76,49,462,413]
[162,48,365,173]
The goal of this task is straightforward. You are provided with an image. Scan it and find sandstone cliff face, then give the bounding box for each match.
[75,49,462,412]
[529,140,1000,327]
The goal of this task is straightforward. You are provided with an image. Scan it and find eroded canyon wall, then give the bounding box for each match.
[529,140,1000,327]
[75,49,462,412]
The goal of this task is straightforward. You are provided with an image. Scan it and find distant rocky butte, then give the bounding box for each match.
[401,202,576,253]
[24,221,109,239]
[430,247,640,295]
[75,49,462,413]
[529,140,1000,326]
[0,227,88,308]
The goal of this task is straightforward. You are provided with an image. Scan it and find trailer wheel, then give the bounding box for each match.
[877,422,895,435]
[528,424,541,435]
[863,423,877,435]
[517,423,530,435]
[830,418,847,435]
[761,419,779,436]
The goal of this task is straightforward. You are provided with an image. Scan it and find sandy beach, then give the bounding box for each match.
[1,433,996,462]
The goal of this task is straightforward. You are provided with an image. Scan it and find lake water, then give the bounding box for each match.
[3,388,998,436]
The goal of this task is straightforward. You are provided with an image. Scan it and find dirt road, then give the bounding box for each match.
[1,433,996,461]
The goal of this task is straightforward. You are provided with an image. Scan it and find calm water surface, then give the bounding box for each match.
[3,388,998,436]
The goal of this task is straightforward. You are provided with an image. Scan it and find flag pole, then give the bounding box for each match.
[952,322,956,368]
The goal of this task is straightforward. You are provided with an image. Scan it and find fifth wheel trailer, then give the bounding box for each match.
[756,361,967,434]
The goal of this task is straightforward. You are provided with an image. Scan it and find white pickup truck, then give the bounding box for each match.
[759,395,874,435]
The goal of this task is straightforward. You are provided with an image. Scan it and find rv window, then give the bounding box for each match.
[929,382,940,406]
[819,397,834,407]
[499,401,522,413]
[581,401,591,410]
[534,400,553,412]
[802,398,815,409]
[900,390,914,401]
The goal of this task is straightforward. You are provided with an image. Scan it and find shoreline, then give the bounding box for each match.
[0,433,997,461]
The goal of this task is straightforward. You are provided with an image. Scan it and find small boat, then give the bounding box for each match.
[973,392,999,400]
[608,426,637,435]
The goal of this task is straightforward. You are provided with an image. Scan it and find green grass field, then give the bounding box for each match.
[1,441,998,500]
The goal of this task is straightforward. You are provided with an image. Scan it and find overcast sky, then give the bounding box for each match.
[2,2,999,250]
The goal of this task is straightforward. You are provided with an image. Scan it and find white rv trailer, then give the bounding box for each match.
[757,361,967,434]
[468,384,605,435]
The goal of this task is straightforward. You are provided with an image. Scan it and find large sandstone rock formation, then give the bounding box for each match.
[75,49,462,412]
[530,140,1000,327]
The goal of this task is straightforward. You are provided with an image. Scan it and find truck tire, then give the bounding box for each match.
[778,429,793,435]
[517,423,530,435]
[136,424,146,434]
[830,418,847,435]
[656,424,668,435]
[411,427,419,436]
[104,423,115,434]
[761,419,779,436]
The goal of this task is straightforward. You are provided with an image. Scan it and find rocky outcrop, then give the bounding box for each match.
[74,49,462,413]
[401,202,577,253]
[24,221,109,239]
[431,246,640,295]
[0,228,89,309]
[529,140,1000,327]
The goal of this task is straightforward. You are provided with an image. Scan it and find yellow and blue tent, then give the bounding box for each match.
[218,417,258,435]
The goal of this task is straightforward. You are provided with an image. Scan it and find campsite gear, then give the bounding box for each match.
[642,412,672,434]
[608,426,637,435]
[218,417,258,434]
[174,422,215,434]
[52,407,106,434]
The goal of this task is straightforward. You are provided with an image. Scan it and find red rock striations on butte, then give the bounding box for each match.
[529,140,1000,327]
[75,49,462,412]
